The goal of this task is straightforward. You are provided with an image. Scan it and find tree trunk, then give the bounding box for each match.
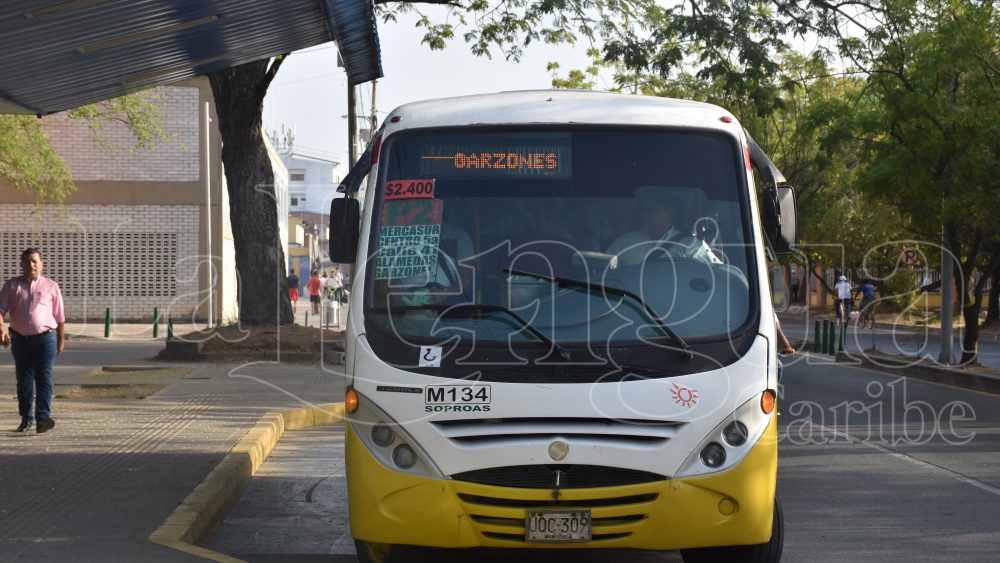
[960,291,983,365]
[958,242,1000,364]
[986,267,1000,327]
[209,60,293,326]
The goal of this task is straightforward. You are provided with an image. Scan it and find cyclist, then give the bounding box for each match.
[855,279,877,326]
[834,275,852,325]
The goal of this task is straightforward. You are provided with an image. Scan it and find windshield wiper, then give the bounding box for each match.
[504,268,694,360]
[372,303,571,361]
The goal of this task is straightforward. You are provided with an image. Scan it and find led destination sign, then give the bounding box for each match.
[413,133,572,178]
[422,152,558,171]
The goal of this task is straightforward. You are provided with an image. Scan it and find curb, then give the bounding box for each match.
[157,339,346,364]
[148,401,346,561]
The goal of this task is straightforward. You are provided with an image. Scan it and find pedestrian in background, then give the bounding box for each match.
[307,270,323,315]
[0,248,65,433]
[287,269,300,314]
[329,266,345,303]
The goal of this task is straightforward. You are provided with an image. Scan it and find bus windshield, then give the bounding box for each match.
[364,128,755,350]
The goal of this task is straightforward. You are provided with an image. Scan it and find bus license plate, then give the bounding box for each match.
[525,510,592,542]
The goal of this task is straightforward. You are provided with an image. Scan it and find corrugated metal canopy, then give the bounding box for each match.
[0,0,382,115]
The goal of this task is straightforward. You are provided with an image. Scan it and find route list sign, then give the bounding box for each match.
[376,198,444,280]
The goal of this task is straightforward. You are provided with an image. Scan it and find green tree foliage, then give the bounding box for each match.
[0,115,73,204]
[813,0,1000,361]
[376,0,649,61]
[68,91,168,151]
[0,92,167,205]
[545,0,998,360]
[547,48,605,90]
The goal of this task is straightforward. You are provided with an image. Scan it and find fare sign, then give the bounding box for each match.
[375,199,443,280]
[384,179,435,200]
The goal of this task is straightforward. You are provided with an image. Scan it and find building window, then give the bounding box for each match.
[291,197,298,206]
[290,169,306,182]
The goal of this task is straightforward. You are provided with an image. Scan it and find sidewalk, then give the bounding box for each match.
[0,321,345,562]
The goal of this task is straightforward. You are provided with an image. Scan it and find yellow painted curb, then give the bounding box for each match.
[149,401,346,561]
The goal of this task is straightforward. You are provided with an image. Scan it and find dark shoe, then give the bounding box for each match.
[16,418,33,432]
[36,418,55,433]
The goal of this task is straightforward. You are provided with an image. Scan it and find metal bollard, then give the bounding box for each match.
[839,322,846,353]
[104,307,111,338]
[821,320,830,354]
[167,318,174,340]
[325,301,335,330]
[827,321,836,356]
[814,320,821,353]
[153,307,159,338]
[304,311,309,327]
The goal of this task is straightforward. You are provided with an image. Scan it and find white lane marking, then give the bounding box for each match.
[811,421,1000,497]
[5,536,77,543]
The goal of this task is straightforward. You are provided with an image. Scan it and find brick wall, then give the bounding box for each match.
[41,86,200,182]
[0,204,200,321]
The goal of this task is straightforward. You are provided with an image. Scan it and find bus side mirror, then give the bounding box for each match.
[763,185,796,255]
[329,197,360,263]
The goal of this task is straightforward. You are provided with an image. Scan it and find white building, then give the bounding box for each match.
[268,128,345,216]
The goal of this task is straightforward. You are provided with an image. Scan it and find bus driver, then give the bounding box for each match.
[607,194,721,266]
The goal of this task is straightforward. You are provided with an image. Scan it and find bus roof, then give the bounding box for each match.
[381,90,740,134]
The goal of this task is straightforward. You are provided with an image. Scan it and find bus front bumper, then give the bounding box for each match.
[347,416,777,550]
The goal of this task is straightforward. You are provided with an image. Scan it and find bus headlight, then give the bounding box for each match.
[675,392,773,477]
[371,423,395,446]
[723,421,749,446]
[392,444,417,469]
[700,443,727,468]
[348,390,443,479]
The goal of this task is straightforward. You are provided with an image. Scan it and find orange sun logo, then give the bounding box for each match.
[671,383,698,408]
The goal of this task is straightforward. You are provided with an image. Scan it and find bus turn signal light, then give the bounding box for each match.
[761,389,776,414]
[346,387,359,414]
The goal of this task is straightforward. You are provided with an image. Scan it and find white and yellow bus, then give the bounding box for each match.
[330,90,796,563]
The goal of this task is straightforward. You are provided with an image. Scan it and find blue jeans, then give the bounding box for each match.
[12,330,57,421]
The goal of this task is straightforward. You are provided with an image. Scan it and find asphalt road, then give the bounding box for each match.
[206,356,1000,562]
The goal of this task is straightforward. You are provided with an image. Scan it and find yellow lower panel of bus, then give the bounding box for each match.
[347,416,777,550]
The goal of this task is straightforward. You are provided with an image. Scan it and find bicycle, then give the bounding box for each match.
[858,299,876,329]
[834,298,853,328]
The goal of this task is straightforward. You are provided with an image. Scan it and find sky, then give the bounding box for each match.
[263,10,596,167]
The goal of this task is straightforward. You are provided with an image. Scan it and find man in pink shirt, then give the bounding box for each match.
[0,248,65,433]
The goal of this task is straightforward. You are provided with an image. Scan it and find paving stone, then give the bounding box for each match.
[0,323,344,562]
